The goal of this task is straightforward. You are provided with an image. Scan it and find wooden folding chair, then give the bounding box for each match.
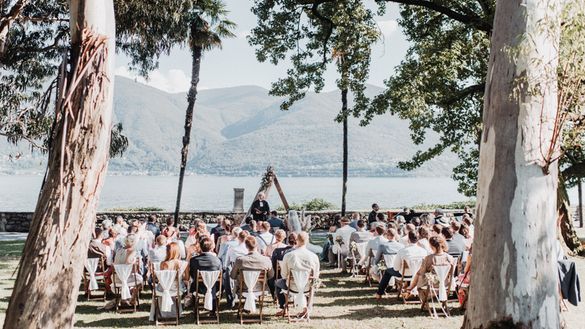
[193,270,222,325]
[152,269,181,326]
[284,270,316,323]
[364,249,375,286]
[396,257,424,304]
[112,261,143,313]
[424,263,454,318]
[83,256,107,301]
[237,269,268,324]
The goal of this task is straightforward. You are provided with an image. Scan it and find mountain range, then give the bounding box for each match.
[0,76,456,177]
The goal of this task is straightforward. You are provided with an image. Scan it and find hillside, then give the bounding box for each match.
[0,76,456,176]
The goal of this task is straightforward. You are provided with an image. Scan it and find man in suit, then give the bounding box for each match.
[230,236,274,301]
[210,216,227,245]
[275,232,320,317]
[368,203,380,226]
[189,237,222,314]
[267,211,286,232]
[145,214,160,237]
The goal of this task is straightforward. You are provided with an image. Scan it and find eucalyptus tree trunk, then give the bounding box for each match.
[341,88,348,217]
[3,0,115,327]
[463,0,561,328]
[174,35,203,221]
[579,179,583,227]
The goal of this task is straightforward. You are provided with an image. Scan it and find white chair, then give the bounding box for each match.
[194,270,222,324]
[426,264,454,318]
[284,269,316,323]
[112,263,143,313]
[82,257,106,301]
[237,270,268,324]
[396,256,424,303]
[150,269,181,325]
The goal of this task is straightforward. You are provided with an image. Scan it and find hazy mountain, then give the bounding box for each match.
[0,76,456,176]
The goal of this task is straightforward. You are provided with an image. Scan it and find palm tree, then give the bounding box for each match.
[174,0,236,221]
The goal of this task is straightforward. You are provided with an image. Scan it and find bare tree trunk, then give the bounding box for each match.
[463,0,561,328]
[3,1,115,328]
[0,0,28,58]
[579,179,583,228]
[174,31,202,221]
[341,88,348,217]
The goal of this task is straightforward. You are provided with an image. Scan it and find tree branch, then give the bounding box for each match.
[308,0,335,66]
[436,83,485,107]
[377,0,492,33]
[563,162,585,180]
[0,0,29,57]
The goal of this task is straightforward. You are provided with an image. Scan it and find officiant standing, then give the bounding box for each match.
[251,192,270,221]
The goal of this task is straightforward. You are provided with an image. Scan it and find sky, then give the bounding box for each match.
[114,1,411,93]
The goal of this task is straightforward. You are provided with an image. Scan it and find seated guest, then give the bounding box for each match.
[349,213,361,230]
[149,235,168,263]
[218,226,242,266]
[265,229,287,258]
[459,224,473,249]
[162,218,179,241]
[230,236,274,303]
[463,215,474,236]
[89,228,112,266]
[417,226,432,253]
[365,225,388,263]
[240,216,254,233]
[349,222,371,280]
[150,242,189,320]
[275,232,320,317]
[210,216,227,246]
[102,228,119,249]
[268,211,286,232]
[269,232,297,298]
[411,217,421,227]
[374,228,404,264]
[399,224,416,245]
[350,219,372,244]
[330,217,356,272]
[189,237,222,314]
[375,231,427,300]
[146,214,160,238]
[223,230,249,306]
[255,221,275,254]
[406,235,455,308]
[442,227,465,256]
[432,224,443,236]
[320,226,336,263]
[109,234,143,294]
[185,226,200,258]
[376,212,386,226]
[451,221,465,245]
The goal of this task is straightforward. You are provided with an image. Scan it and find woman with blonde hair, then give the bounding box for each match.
[265,229,287,257]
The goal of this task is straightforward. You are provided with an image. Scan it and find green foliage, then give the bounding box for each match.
[1,0,219,156]
[249,0,380,118]
[368,1,493,197]
[278,198,336,211]
[409,200,476,211]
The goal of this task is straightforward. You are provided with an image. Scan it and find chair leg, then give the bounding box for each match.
[259,292,264,324]
[195,297,199,325]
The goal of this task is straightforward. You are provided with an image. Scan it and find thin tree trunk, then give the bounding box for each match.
[341,88,348,217]
[579,178,583,228]
[463,0,561,328]
[174,35,202,221]
[3,1,115,327]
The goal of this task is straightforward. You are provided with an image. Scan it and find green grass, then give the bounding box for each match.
[1,239,583,328]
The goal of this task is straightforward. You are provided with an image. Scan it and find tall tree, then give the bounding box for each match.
[3,0,116,327]
[463,0,562,327]
[1,1,194,327]
[250,0,380,215]
[173,0,236,221]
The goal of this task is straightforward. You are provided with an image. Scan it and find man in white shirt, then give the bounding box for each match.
[364,225,388,263]
[375,231,428,299]
[275,232,320,317]
[218,227,243,266]
[330,217,356,272]
[374,228,404,264]
[255,221,275,254]
[225,230,249,268]
[399,224,416,246]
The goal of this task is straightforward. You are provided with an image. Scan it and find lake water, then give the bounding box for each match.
[0,175,479,212]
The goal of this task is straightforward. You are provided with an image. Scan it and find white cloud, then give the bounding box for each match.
[377,19,398,38]
[115,67,192,93]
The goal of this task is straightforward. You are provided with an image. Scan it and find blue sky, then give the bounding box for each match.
[115,1,410,93]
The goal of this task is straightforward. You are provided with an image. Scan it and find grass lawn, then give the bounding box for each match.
[0,240,583,328]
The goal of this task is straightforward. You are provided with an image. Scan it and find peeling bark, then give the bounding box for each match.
[463,0,561,328]
[3,0,115,328]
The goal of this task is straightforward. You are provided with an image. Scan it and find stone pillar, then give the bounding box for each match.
[233,188,245,213]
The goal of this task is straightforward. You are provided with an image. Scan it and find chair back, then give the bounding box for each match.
[286,269,315,308]
[154,270,179,313]
[85,258,101,291]
[196,270,222,311]
[403,256,424,277]
[431,264,453,302]
[239,270,267,312]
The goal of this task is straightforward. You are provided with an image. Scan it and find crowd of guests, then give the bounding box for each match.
[321,204,476,308]
[87,207,319,319]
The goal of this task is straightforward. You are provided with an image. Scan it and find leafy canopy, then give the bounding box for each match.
[249,0,380,119]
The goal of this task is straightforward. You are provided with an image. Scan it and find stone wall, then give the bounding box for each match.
[0,210,357,232]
